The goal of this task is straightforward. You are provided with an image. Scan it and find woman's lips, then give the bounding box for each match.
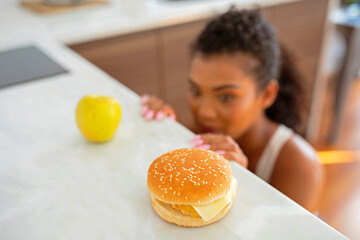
[200,126,219,133]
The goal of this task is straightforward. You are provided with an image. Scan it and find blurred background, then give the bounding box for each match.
[71,0,360,237]
[69,1,360,238]
[2,0,360,238]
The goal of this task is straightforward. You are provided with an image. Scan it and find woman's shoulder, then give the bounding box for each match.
[265,123,318,167]
[270,132,325,211]
[274,132,322,176]
[267,124,322,181]
[273,129,324,184]
[281,133,319,166]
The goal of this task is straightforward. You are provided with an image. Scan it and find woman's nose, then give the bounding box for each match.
[198,99,217,120]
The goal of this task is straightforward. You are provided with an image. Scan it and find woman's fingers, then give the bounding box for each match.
[160,104,177,120]
[191,133,248,168]
[194,133,235,145]
[223,151,248,168]
[141,95,160,120]
[191,134,236,150]
[141,94,149,104]
[194,142,236,152]
[140,94,177,121]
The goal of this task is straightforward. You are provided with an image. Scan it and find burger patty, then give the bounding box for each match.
[171,204,201,218]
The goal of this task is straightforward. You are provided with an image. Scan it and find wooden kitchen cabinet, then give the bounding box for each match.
[69,0,328,133]
[263,0,328,134]
[70,30,161,96]
[160,20,208,125]
[264,0,328,92]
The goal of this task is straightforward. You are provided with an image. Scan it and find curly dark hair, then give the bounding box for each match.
[191,8,307,134]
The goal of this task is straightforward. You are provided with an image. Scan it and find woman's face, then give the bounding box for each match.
[188,53,267,140]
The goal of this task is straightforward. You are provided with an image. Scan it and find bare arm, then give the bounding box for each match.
[269,135,325,213]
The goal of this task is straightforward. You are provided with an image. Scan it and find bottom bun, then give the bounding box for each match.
[150,195,232,227]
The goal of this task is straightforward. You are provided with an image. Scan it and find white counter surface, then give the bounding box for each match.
[0,38,349,239]
[0,0,299,45]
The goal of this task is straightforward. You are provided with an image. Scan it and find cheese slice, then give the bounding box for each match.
[192,177,237,221]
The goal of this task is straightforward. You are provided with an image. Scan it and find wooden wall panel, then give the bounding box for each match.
[161,20,208,126]
[263,0,328,134]
[70,31,160,96]
[267,0,328,86]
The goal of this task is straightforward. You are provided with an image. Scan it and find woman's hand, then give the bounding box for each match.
[191,134,248,168]
[141,94,177,121]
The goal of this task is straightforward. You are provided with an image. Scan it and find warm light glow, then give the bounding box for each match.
[317,151,360,164]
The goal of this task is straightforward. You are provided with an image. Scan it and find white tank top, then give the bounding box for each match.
[255,124,294,182]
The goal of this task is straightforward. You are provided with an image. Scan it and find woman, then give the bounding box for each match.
[141,9,324,213]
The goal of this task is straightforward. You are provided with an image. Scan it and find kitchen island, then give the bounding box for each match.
[0,36,349,239]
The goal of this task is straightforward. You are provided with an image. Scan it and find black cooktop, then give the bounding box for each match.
[0,45,68,89]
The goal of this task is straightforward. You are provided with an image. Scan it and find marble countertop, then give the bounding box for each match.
[0,0,300,45]
[0,38,349,239]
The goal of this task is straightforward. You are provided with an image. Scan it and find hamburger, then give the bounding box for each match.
[147,148,237,227]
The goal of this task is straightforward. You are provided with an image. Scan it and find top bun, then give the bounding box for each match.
[147,148,232,205]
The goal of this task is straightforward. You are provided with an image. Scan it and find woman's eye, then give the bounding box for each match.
[189,88,200,97]
[218,94,235,103]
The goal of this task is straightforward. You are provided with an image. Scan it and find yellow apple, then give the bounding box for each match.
[75,95,122,143]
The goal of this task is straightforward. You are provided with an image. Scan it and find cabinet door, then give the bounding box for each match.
[266,0,327,86]
[161,20,208,126]
[70,31,160,96]
[263,0,328,134]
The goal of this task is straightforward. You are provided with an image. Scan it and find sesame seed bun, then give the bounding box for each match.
[147,148,233,227]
